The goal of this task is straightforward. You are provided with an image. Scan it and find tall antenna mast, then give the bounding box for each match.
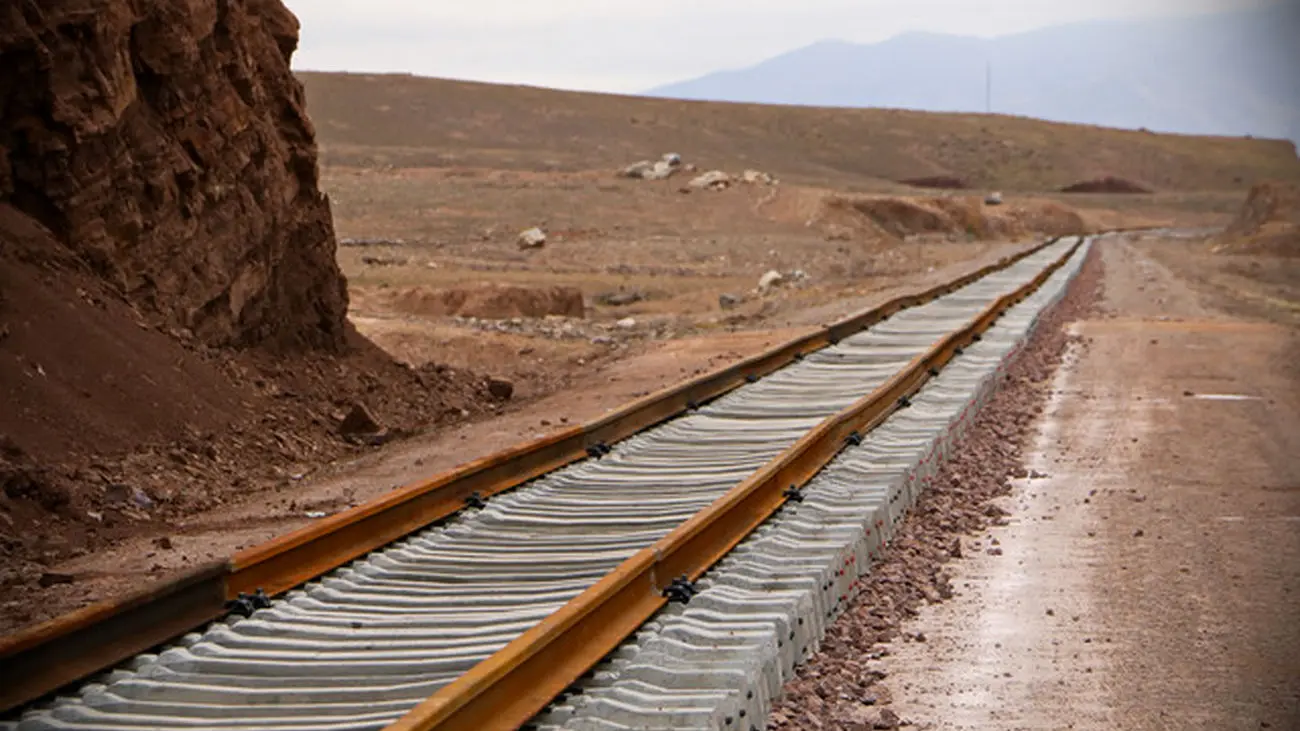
[985,59,992,114]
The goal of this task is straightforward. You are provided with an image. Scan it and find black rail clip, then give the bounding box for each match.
[845,431,863,447]
[663,575,699,604]
[745,373,760,384]
[686,400,700,411]
[226,588,272,618]
[465,492,488,509]
[897,394,913,409]
[783,484,805,503]
[928,367,940,377]
[585,442,612,460]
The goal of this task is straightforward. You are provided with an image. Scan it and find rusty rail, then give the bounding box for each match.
[388,238,1083,730]
[0,238,1059,715]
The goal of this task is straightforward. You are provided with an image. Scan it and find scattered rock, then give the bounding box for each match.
[759,270,786,291]
[131,486,155,509]
[718,293,742,310]
[153,536,174,550]
[824,225,853,241]
[517,227,547,249]
[984,191,1004,206]
[359,254,408,267]
[688,170,732,191]
[741,169,777,185]
[487,378,515,401]
[621,153,683,180]
[339,237,408,247]
[103,483,132,505]
[615,317,637,330]
[339,402,383,438]
[646,160,677,180]
[875,708,901,729]
[591,336,616,346]
[620,160,655,179]
[595,290,644,307]
[38,572,74,588]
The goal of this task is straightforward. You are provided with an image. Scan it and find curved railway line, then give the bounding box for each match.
[2,235,1095,731]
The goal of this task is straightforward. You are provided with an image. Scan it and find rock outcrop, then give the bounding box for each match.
[0,0,348,350]
[1214,181,1300,256]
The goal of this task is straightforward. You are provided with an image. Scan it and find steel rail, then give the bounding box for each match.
[388,238,1083,730]
[0,239,1059,715]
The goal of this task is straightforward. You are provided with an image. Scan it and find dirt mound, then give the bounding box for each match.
[384,284,586,319]
[1214,182,1300,256]
[899,176,970,190]
[826,197,954,238]
[821,195,1087,241]
[1,0,347,351]
[1060,177,1154,194]
[0,209,496,622]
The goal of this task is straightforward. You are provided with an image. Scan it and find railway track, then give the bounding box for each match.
[2,236,1091,731]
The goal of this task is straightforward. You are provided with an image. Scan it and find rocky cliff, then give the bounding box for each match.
[0,0,348,350]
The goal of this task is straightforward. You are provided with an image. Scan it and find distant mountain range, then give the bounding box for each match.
[648,4,1300,146]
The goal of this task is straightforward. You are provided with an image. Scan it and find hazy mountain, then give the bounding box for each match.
[648,5,1300,145]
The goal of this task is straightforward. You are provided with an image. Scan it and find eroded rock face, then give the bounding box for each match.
[0,0,348,350]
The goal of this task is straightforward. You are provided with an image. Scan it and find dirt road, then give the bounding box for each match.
[883,237,1300,729]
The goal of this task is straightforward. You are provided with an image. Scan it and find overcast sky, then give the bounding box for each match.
[284,0,1275,93]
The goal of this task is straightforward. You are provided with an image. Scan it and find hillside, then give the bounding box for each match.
[649,5,1300,145]
[298,72,1300,192]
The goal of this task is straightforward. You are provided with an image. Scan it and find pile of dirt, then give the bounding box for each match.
[384,284,586,319]
[820,195,1088,241]
[1214,181,1300,256]
[898,176,969,190]
[1060,177,1154,194]
[827,197,953,238]
[1,0,346,351]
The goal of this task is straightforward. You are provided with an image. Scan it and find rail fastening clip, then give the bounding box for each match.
[663,575,699,604]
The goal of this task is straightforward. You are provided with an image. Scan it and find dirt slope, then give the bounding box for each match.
[298,72,1300,192]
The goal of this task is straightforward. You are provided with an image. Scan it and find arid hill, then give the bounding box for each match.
[298,72,1300,192]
